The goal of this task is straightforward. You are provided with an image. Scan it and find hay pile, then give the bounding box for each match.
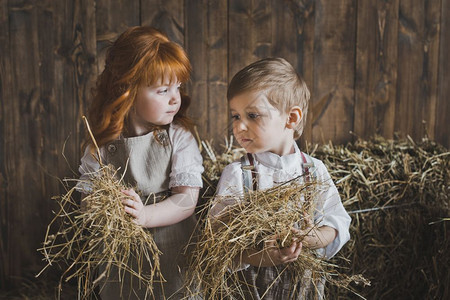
[37,119,161,299]
[310,136,449,299]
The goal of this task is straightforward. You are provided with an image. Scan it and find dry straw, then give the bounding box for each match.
[311,135,449,299]
[37,117,162,299]
[189,138,368,299]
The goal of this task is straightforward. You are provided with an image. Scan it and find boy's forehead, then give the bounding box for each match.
[230,91,275,110]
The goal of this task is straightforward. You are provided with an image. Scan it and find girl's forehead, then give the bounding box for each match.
[151,73,179,86]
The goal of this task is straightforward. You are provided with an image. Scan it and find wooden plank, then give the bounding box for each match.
[0,0,11,287]
[274,0,315,146]
[228,0,272,78]
[1,0,97,286]
[5,1,41,284]
[95,0,140,73]
[395,0,440,141]
[206,0,228,143]
[436,0,449,148]
[186,0,228,143]
[141,0,184,45]
[185,0,208,140]
[311,0,356,144]
[354,0,399,140]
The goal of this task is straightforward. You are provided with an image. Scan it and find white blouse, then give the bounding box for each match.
[77,123,204,192]
[213,143,351,259]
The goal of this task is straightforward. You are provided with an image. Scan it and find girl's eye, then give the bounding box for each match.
[158,88,168,94]
[248,113,260,119]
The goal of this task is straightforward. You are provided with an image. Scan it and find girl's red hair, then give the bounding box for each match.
[87,26,192,148]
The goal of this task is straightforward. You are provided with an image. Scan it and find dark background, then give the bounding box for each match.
[1,0,449,290]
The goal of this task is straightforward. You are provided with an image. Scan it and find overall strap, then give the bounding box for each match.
[300,151,315,182]
[241,152,315,192]
[241,153,257,191]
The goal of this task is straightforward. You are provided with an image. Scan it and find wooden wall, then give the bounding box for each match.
[0,0,449,288]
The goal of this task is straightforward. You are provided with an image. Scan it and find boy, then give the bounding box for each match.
[210,58,351,299]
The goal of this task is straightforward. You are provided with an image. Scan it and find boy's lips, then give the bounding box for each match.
[239,138,253,144]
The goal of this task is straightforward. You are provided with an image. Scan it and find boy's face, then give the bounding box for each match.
[229,91,295,156]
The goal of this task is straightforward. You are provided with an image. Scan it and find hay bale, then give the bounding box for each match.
[311,136,449,299]
[196,135,448,299]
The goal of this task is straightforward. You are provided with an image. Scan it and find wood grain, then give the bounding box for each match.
[354,0,398,140]
[1,0,449,287]
[312,0,356,144]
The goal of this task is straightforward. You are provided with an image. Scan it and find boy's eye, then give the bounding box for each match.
[231,114,240,121]
[248,113,260,119]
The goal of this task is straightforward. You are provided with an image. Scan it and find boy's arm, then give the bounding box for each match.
[297,225,337,249]
[310,159,351,258]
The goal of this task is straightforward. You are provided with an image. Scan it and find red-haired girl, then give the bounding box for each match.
[78,26,203,299]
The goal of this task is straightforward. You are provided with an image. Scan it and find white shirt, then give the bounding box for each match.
[77,123,204,191]
[213,143,351,259]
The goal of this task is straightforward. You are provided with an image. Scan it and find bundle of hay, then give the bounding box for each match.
[37,119,161,298]
[188,174,365,299]
[311,136,449,299]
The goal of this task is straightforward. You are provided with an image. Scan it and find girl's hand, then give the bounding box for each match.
[121,189,146,226]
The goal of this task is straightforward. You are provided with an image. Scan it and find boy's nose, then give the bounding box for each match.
[234,120,247,132]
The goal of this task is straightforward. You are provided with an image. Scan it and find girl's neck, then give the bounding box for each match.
[124,116,160,137]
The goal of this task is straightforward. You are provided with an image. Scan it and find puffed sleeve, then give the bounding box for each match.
[210,161,250,271]
[210,162,244,217]
[76,145,104,193]
[312,158,351,259]
[168,124,204,188]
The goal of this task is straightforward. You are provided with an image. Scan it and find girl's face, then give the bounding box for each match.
[229,91,295,156]
[132,77,181,133]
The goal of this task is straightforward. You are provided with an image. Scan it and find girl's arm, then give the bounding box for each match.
[122,186,199,228]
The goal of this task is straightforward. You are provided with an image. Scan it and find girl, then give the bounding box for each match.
[78,26,203,299]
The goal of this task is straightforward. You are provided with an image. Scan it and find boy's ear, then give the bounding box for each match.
[286,106,302,129]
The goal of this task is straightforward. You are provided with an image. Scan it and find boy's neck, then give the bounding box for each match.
[261,140,296,157]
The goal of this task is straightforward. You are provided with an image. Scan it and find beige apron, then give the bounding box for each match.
[98,129,197,300]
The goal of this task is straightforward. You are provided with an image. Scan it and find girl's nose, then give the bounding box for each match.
[169,91,180,105]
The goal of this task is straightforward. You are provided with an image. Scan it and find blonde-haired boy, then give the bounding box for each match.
[211,57,351,299]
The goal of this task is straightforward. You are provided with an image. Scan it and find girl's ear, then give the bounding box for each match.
[286,106,302,129]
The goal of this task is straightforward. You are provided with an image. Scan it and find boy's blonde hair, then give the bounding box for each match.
[227,57,310,139]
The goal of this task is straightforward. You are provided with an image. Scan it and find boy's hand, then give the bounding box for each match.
[264,238,302,265]
[244,236,302,267]
[121,189,146,226]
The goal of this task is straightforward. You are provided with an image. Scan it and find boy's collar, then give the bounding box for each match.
[253,143,301,170]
